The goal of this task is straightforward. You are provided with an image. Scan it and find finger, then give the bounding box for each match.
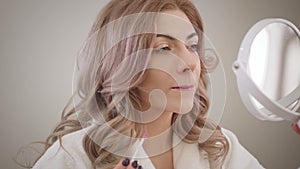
[131,160,139,169]
[128,160,142,169]
[292,123,300,136]
[113,158,143,169]
[113,158,130,169]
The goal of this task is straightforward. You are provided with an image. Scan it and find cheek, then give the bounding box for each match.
[165,91,195,114]
[194,62,201,82]
[138,70,173,93]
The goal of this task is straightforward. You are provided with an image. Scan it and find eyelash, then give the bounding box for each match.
[188,44,199,51]
[160,46,171,51]
[152,45,171,54]
[156,44,199,53]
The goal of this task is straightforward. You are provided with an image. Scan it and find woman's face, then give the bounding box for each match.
[138,9,201,116]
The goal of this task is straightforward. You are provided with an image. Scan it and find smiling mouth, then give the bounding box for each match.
[171,85,194,90]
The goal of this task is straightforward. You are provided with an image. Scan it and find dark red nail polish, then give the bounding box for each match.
[122,158,130,167]
[132,160,138,168]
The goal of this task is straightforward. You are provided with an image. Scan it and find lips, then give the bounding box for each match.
[171,85,194,90]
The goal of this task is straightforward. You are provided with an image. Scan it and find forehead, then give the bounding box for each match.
[155,10,197,41]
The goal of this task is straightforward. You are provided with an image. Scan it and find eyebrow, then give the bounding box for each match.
[186,32,198,40]
[156,34,175,40]
[156,32,198,41]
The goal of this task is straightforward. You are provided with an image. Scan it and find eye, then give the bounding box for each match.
[188,44,199,51]
[160,45,171,51]
[153,44,171,55]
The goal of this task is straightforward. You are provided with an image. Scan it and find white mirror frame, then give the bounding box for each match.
[233,18,300,123]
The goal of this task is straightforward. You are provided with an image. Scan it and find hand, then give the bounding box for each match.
[114,158,142,169]
[292,120,300,136]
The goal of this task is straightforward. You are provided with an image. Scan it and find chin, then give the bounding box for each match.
[178,102,194,114]
[169,99,194,114]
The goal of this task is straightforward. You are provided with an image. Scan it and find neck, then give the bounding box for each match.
[143,111,173,137]
[141,112,175,169]
[138,111,174,157]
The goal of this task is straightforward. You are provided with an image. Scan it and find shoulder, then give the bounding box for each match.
[33,128,92,169]
[221,128,265,169]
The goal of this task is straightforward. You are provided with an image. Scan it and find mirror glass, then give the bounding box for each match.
[248,22,300,112]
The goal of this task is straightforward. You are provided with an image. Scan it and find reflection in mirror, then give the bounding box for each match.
[248,22,300,112]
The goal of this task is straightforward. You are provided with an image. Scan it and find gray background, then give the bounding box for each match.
[1,0,300,168]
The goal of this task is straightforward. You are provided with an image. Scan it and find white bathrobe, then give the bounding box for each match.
[33,128,265,169]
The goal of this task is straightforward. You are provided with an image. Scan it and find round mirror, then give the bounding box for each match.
[233,18,300,124]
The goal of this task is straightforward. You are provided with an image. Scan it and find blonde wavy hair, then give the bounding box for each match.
[30,0,229,168]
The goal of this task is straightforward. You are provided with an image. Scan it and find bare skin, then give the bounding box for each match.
[292,122,300,136]
[114,9,200,169]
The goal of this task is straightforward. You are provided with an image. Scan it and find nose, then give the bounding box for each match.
[176,45,197,73]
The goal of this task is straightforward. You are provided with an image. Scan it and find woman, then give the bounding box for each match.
[31,0,264,168]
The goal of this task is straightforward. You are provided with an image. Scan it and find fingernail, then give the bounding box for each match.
[138,165,143,169]
[122,158,130,167]
[132,160,138,168]
[293,123,299,129]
